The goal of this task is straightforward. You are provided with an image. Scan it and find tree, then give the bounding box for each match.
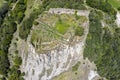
[75,27,84,36]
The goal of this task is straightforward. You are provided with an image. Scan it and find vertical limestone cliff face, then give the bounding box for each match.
[19,33,86,80]
[21,40,84,80]
[17,9,101,80]
[18,21,90,80]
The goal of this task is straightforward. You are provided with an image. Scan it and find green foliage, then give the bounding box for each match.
[55,20,70,34]
[19,0,86,40]
[86,0,116,19]
[47,0,86,10]
[8,53,23,80]
[84,9,120,80]
[19,0,51,39]
[0,50,10,76]
[72,61,80,71]
[0,77,6,80]
[19,17,33,39]
[0,0,26,77]
[108,0,120,9]
[0,21,17,76]
[11,0,26,23]
[96,27,120,80]
[8,66,24,80]
[75,27,84,36]
[84,10,103,61]
[6,0,17,4]
[33,21,39,25]
[0,2,9,26]
[0,2,8,15]
[117,7,120,11]
[14,56,22,67]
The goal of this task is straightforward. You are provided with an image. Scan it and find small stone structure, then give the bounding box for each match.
[48,8,89,17]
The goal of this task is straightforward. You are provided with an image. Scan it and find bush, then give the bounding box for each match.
[8,66,23,80]
[0,2,8,16]
[14,56,22,66]
[33,21,39,25]
[0,51,10,76]
[47,0,86,10]
[117,7,120,11]
[72,61,80,71]
[75,27,84,36]
[0,2,9,26]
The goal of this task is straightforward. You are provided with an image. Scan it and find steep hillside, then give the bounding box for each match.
[0,0,120,80]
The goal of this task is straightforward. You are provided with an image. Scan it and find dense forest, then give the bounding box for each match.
[84,0,120,80]
[46,0,85,10]
[0,0,26,79]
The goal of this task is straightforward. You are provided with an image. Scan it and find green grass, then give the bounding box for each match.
[108,0,120,9]
[55,21,70,34]
[0,0,5,7]
[72,61,80,71]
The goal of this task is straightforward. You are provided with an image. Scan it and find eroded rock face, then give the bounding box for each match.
[19,24,89,79]
[21,40,84,80]
[18,9,93,80]
[19,26,88,80]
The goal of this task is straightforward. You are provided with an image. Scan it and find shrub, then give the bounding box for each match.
[75,27,84,36]
[33,21,39,25]
[72,61,80,71]
[14,56,22,66]
[117,7,120,11]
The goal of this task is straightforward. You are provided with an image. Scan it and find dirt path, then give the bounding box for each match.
[12,0,19,10]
